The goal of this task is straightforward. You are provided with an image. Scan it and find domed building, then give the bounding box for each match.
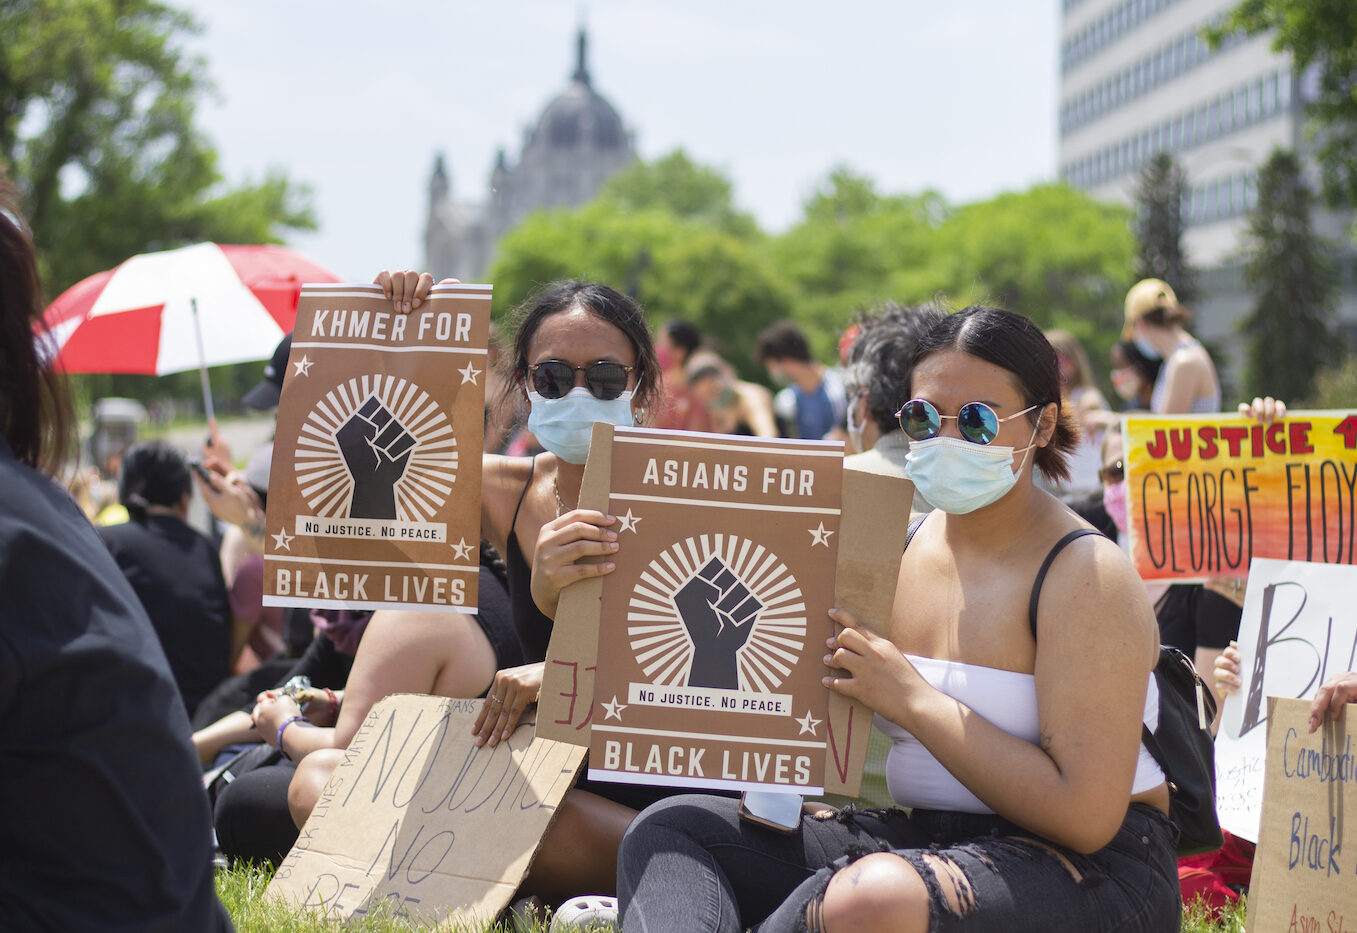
[424,29,637,281]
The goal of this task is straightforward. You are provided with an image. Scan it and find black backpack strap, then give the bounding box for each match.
[903,513,928,552]
[1028,529,1102,639]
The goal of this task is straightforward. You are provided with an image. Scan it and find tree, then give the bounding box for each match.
[767,168,947,360]
[0,0,314,297]
[891,184,1137,363]
[1134,153,1197,304]
[599,149,759,239]
[1210,0,1357,210]
[1240,149,1337,400]
[488,199,790,378]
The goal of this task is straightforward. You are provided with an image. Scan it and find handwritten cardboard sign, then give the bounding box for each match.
[263,283,490,612]
[586,427,842,794]
[1244,697,1356,933]
[1214,559,1357,842]
[266,695,585,926]
[538,423,914,797]
[1124,411,1357,582]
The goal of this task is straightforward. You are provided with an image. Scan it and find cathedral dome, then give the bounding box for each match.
[531,29,628,151]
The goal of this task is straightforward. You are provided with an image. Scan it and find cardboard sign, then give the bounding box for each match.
[1215,559,1357,842]
[585,427,842,794]
[263,283,490,612]
[1244,697,1356,933]
[1124,411,1357,582]
[266,695,585,926]
[538,423,914,797]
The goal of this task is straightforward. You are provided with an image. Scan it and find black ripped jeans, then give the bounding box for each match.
[616,796,1180,933]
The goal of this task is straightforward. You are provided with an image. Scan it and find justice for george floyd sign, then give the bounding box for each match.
[1123,411,1357,582]
[263,283,490,612]
[585,427,843,794]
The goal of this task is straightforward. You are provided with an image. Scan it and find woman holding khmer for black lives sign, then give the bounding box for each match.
[617,307,1180,933]
[0,184,232,929]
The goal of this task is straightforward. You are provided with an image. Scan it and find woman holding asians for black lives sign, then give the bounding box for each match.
[0,185,232,929]
[617,307,1181,933]
[286,271,676,907]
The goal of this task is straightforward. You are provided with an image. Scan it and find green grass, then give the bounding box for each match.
[217,862,1247,932]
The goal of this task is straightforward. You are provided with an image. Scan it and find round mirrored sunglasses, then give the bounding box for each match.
[529,360,635,401]
[896,398,1041,446]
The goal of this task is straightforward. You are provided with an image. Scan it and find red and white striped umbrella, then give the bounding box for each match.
[42,242,341,375]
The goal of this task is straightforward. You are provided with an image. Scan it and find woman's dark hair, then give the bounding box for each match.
[846,301,949,434]
[661,319,702,358]
[1114,338,1163,390]
[501,280,661,416]
[118,441,191,521]
[907,306,1078,483]
[0,183,71,473]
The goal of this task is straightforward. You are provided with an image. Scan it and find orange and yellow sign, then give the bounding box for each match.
[1125,411,1357,581]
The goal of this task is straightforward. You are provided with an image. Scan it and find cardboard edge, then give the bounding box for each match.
[538,423,615,744]
[822,467,914,796]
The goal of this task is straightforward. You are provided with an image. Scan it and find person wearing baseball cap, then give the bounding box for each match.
[240,333,292,410]
[1121,278,1219,414]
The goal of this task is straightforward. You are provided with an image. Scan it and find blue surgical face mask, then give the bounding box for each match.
[903,426,1038,515]
[1133,336,1162,361]
[527,387,635,464]
[846,395,866,453]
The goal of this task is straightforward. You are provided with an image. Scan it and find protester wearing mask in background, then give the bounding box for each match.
[1109,338,1161,412]
[685,349,777,438]
[842,301,945,504]
[755,319,847,440]
[99,441,232,718]
[1123,278,1219,415]
[652,318,711,433]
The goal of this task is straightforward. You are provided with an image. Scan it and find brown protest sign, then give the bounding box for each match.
[586,427,843,794]
[1124,411,1357,582]
[1245,697,1356,933]
[266,695,585,926]
[538,424,912,798]
[263,283,490,612]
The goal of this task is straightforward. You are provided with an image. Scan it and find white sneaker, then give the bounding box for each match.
[549,894,619,931]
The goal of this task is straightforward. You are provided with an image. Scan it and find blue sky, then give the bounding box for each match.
[177,1,1060,281]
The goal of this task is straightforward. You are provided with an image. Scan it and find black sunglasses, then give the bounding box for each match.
[896,398,1041,446]
[1099,460,1125,486]
[529,359,635,401]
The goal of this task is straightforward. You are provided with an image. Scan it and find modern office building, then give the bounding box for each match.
[1058,0,1357,374]
[423,29,637,282]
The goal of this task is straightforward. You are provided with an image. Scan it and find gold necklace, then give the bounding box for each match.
[552,475,568,517]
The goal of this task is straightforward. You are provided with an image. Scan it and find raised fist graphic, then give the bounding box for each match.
[336,396,415,519]
[675,556,762,690]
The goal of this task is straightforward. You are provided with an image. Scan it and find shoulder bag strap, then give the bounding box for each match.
[1027,528,1102,639]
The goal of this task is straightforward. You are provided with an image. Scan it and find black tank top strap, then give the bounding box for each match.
[1028,528,1102,639]
[510,455,538,533]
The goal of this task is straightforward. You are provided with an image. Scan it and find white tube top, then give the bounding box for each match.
[875,653,1164,813]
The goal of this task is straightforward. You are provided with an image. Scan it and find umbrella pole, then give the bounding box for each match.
[190,297,217,431]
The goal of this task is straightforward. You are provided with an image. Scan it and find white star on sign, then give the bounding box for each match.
[272,528,295,551]
[796,711,822,736]
[617,508,643,534]
[292,355,313,377]
[808,522,835,547]
[458,361,482,385]
[449,537,475,560]
[602,695,628,721]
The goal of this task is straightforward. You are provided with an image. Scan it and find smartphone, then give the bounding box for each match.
[188,459,215,485]
[737,790,804,834]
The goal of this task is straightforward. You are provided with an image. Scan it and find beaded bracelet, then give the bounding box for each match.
[276,714,309,761]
